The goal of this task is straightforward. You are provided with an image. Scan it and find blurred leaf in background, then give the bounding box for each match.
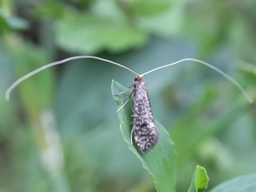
[1,0,256,192]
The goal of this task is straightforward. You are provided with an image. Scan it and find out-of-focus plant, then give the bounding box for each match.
[1,0,256,191]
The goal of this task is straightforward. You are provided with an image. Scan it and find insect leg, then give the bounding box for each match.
[130,127,134,144]
[116,89,134,113]
[113,84,134,96]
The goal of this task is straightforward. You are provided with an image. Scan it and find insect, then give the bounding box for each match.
[5,56,253,153]
[115,75,161,153]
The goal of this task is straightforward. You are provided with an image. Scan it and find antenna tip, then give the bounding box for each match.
[244,94,253,104]
[5,92,10,102]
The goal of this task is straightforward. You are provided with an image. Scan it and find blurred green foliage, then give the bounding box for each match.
[1,0,256,191]
[188,165,208,192]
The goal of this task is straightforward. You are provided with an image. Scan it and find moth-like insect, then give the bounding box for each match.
[115,75,161,153]
[5,56,253,153]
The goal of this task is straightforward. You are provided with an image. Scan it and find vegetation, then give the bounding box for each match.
[1,0,256,191]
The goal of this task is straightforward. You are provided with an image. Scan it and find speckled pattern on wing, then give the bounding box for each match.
[132,76,160,153]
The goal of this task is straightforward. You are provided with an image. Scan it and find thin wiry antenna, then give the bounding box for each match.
[5,56,139,101]
[141,58,253,104]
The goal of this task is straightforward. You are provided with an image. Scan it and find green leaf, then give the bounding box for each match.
[128,0,172,16]
[111,80,176,192]
[0,9,29,31]
[209,174,256,192]
[55,12,147,54]
[187,165,209,192]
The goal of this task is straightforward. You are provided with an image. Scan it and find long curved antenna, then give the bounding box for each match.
[141,58,253,103]
[5,56,139,101]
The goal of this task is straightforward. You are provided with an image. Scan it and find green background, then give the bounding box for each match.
[1,0,256,191]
